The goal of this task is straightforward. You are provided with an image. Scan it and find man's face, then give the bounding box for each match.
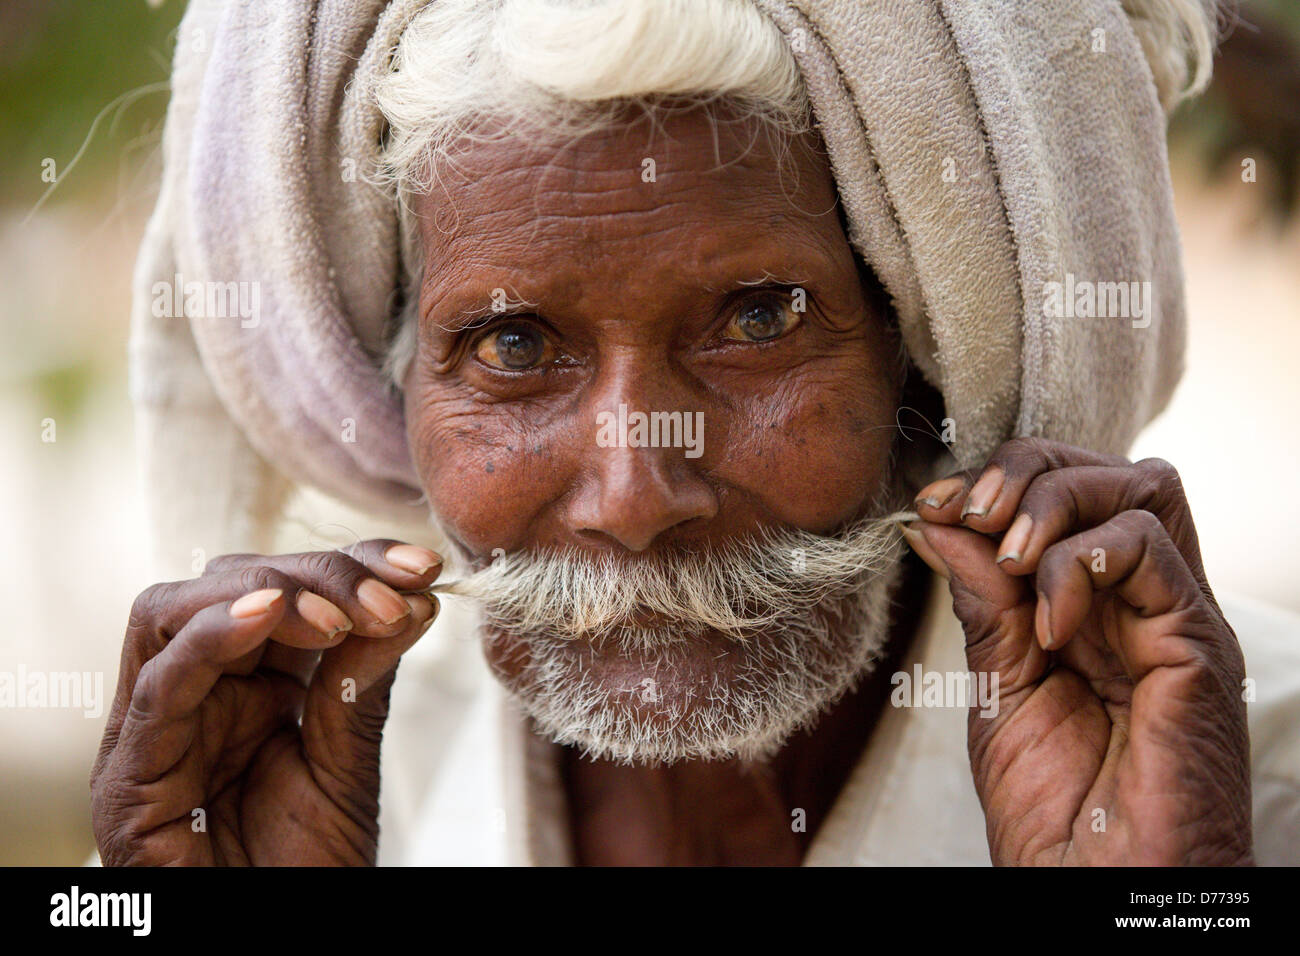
[403,106,905,762]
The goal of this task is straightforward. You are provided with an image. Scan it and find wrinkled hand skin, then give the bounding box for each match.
[90,539,442,866]
[906,438,1254,866]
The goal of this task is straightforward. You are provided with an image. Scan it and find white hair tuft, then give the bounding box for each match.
[1123,0,1224,110]
[375,0,809,198]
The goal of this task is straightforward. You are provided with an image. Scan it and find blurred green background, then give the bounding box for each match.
[0,0,1297,865]
[1,0,182,439]
[0,1,183,204]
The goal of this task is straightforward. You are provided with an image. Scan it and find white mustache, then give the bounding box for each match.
[428,510,918,640]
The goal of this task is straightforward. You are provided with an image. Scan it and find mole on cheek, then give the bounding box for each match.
[485,462,495,473]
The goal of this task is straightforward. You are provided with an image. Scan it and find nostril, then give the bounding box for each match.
[575,512,709,553]
[574,525,660,554]
[568,448,719,552]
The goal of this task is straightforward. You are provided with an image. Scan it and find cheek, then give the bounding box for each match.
[713,351,900,531]
[404,370,569,557]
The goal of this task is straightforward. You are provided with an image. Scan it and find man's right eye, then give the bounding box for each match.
[474,322,556,371]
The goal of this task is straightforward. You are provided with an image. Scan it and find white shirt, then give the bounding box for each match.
[376,575,1300,865]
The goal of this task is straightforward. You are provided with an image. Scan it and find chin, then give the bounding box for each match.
[480,561,903,766]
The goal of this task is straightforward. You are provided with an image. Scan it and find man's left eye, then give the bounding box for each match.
[722,296,801,343]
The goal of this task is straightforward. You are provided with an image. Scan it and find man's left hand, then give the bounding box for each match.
[905,437,1253,866]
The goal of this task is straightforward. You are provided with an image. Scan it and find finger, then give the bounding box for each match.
[903,521,1024,608]
[205,546,436,637]
[126,569,352,655]
[341,539,444,592]
[113,590,290,780]
[913,437,1129,530]
[992,459,1208,585]
[104,573,354,761]
[301,593,439,789]
[205,540,443,592]
[1034,510,1229,673]
[233,545,439,683]
[910,469,980,523]
[185,542,440,695]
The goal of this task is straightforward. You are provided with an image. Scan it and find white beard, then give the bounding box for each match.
[432,500,913,765]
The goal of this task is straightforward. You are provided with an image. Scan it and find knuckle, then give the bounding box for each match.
[1021,467,1067,504]
[347,538,393,562]
[298,549,365,588]
[127,581,178,631]
[203,551,255,575]
[1136,455,1180,481]
[128,658,165,719]
[999,435,1054,465]
[1178,646,1230,699]
[1115,507,1164,537]
[1034,538,1073,585]
[1135,456,1184,495]
[90,780,157,865]
[89,762,129,815]
[236,564,295,596]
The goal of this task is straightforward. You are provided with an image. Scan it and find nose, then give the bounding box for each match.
[568,420,718,553]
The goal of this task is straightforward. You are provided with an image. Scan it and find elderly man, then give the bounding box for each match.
[94,0,1300,865]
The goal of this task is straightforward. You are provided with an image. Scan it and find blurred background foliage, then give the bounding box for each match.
[1171,0,1300,216]
[0,0,183,442]
[0,0,183,207]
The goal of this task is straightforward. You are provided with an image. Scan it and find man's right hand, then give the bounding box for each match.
[90,540,442,865]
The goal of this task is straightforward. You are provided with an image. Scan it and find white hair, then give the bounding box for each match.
[433,509,918,641]
[1123,0,1223,110]
[375,0,809,197]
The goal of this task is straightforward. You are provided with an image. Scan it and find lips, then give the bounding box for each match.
[588,610,711,645]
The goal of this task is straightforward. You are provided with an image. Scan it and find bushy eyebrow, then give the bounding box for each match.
[427,290,542,334]
[429,272,813,339]
[421,229,844,340]
[701,271,813,294]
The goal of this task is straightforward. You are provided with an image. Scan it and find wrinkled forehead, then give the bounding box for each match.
[413,106,849,282]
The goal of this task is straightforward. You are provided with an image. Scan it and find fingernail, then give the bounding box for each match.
[962,467,1005,520]
[385,544,442,575]
[297,590,352,638]
[358,578,411,625]
[411,594,439,632]
[996,513,1033,565]
[901,524,950,580]
[1036,595,1054,650]
[914,476,965,511]
[231,588,283,619]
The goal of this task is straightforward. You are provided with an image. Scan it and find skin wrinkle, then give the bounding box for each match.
[419,108,836,263]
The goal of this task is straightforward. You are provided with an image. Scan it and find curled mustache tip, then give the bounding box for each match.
[424,578,479,597]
